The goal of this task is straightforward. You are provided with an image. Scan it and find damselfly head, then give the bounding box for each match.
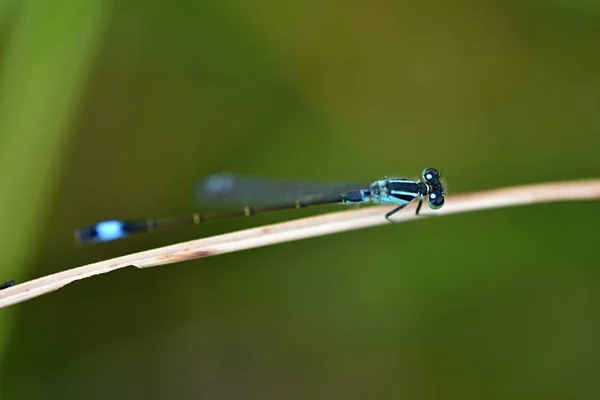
[422,168,445,210]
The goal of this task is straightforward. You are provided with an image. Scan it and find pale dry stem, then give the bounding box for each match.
[1,178,599,309]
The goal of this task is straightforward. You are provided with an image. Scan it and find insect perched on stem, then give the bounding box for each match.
[76,168,445,244]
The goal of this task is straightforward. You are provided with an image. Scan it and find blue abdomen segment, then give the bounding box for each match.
[343,190,367,203]
[96,221,126,241]
[76,219,153,243]
[76,220,126,243]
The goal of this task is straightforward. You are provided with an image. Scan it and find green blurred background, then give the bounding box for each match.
[1,0,599,398]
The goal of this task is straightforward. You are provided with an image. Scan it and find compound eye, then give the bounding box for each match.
[422,168,440,183]
[428,191,445,209]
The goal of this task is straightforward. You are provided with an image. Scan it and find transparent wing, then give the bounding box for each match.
[196,173,368,207]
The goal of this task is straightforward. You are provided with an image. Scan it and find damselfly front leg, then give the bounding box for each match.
[385,203,408,222]
[415,199,423,215]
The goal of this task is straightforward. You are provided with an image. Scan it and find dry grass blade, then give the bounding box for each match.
[1,178,599,310]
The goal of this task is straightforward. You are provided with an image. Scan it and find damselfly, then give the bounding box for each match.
[76,168,445,244]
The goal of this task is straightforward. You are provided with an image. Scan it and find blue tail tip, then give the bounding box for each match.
[76,220,126,243]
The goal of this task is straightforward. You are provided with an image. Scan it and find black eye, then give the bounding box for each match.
[428,191,444,209]
[422,168,440,183]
